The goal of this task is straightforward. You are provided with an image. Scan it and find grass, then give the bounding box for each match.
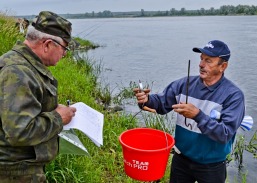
[47,55,155,182]
[71,37,100,51]
[0,13,24,56]
[47,54,175,182]
[246,130,257,158]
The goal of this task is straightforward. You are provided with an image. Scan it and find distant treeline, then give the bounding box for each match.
[16,4,257,20]
[61,4,257,19]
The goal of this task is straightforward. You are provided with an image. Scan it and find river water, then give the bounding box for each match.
[70,16,257,182]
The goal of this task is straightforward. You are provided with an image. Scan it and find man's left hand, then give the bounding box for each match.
[172,102,199,119]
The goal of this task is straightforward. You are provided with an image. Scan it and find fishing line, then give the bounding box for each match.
[129,104,170,151]
[75,24,99,36]
[129,81,170,151]
[82,24,103,39]
[75,23,103,38]
[131,59,193,133]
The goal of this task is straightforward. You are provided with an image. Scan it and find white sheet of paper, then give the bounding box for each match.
[63,102,104,147]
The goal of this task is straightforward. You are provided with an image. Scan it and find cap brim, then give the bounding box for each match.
[63,37,72,44]
[192,47,217,57]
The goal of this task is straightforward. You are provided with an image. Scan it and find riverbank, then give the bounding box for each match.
[0,13,172,182]
[1,13,256,182]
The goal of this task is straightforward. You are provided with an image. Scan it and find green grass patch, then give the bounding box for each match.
[0,13,24,56]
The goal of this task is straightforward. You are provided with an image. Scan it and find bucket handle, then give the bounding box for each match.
[136,81,170,151]
[155,114,170,151]
[143,107,170,151]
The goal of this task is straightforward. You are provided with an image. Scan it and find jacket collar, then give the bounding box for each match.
[197,75,225,92]
[12,41,54,80]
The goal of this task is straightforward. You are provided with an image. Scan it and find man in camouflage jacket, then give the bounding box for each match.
[0,11,76,183]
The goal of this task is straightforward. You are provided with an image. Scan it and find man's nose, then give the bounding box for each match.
[199,60,205,67]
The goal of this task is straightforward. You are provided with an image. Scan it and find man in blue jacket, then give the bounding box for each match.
[134,40,245,183]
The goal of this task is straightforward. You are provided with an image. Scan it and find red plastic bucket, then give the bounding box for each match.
[119,128,175,181]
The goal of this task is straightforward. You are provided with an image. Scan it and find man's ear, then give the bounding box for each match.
[43,39,52,53]
[220,61,228,72]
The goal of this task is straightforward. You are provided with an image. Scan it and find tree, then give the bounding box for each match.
[209,7,215,15]
[180,8,186,15]
[170,8,176,16]
[200,8,205,15]
[141,9,145,16]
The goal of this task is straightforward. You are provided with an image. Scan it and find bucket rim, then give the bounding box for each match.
[119,127,175,152]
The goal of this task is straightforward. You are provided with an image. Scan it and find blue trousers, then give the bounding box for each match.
[170,153,226,183]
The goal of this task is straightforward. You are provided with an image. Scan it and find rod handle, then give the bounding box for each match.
[143,106,156,113]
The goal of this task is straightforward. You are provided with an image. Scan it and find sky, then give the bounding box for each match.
[1,0,257,16]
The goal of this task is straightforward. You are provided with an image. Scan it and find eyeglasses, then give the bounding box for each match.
[50,39,70,52]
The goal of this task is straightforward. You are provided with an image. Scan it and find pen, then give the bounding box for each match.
[67,100,70,106]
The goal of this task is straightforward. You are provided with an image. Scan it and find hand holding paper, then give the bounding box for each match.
[63,102,104,147]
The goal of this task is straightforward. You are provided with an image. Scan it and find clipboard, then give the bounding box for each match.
[59,129,89,156]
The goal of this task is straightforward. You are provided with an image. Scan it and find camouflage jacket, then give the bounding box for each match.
[0,41,63,166]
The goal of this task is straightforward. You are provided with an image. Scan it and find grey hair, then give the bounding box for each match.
[25,25,63,43]
[218,58,227,65]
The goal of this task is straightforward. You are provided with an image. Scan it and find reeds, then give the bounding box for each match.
[0,12,24,56]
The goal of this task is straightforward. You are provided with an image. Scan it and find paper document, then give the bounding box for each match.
[59,130,89,155]
[63,102,104,147]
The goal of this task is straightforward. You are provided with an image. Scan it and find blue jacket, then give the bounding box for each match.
[145,75,245,164]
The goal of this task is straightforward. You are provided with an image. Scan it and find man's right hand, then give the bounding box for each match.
[55,104,77,125]
[133,88,151,104]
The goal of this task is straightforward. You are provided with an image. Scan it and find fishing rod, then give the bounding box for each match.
[185,60,192,130]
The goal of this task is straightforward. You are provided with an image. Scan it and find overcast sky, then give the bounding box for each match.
[1,0,257,16]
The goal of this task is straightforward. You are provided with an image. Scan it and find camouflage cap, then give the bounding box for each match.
[32,11,72,43]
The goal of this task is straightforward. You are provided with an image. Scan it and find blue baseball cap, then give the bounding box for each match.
[193,40,230,61]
